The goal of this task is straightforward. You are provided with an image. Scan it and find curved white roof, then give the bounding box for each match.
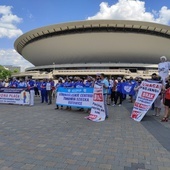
[14,20,170,66]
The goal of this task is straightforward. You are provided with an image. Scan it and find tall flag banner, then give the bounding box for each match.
[85,83,105,122]
[0,88,30,105]
[131,81,162,122]
[56,87,93,108]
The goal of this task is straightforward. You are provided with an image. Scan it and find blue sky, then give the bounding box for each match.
[0,0,170,71]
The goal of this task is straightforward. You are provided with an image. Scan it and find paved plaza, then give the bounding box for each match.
[0,98,170,170]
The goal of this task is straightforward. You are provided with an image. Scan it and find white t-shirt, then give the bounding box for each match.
[158,61,170,84]
[46,82,51,90]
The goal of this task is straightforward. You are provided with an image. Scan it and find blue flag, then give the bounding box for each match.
[122,82,136,95]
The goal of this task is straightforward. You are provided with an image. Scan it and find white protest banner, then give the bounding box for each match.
[0,88,30,105]
[131,81,162,122]
[56,87,93,108]
[85,83,105,122]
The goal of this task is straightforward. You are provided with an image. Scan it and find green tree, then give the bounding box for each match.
[0,65,12,79]
[13,69,19,74]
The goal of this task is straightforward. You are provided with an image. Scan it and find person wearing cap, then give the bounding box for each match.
[158,56,170,85]
[63,78,73,110]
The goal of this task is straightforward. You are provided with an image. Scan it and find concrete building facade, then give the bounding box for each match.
[14,20,170,79]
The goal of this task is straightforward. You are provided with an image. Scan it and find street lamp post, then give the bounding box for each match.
[52,62,55,79]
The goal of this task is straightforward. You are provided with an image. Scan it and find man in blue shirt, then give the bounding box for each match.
[40,79,48,103]
[28,77,35,106]
[100,73,109,119]
[8,77,18,88]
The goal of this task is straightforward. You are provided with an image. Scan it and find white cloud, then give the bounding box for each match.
[0,5,23,38]
[0,49,34,72]
[87,0,170,25]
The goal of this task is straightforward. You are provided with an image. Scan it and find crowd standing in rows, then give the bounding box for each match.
[0,56,170,121]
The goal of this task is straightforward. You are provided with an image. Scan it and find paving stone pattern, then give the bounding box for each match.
[0,98,170,170]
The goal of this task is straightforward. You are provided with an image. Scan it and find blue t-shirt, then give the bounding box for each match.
[101,78,109,94]
[116,82,122,93]
[84,81,93,87]
[74,81,84,88]
[36,81,41,90]
[18,82,27,88]
[41,82,47,90]
[63,81,73,87]
[28,80,35,90]
[9,80,18,88]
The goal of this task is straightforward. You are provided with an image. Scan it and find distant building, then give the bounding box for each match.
[3,65,21,73]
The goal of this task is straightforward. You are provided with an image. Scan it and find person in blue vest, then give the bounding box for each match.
[28,77,35,106]
[63,78,73,110]
[18,78,27,88]
[128,77,136,103]
[74,77,84,88]
[83,76,94,113]
[40,79,48,103]
[35,80,41,97]
[84,76,93,87]
[74,77,85,111]
[8,77,18,88]
[55,78,63,109]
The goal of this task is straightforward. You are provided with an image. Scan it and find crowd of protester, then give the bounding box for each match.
[0,72,169,122]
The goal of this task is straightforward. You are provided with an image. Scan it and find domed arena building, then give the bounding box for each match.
[14,20,170,79]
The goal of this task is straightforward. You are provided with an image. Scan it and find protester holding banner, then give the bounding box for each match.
[131,79,162,122]
[55,78,63,109]
[8,77,18,88]
[128,77,136,103]
[18,78,27,88]
[134,77,143,100]
[158,56,170,85]
[84,76,94,113]
[73,77,85,111]
[153,91,162,117]
[100,73,109,119]
[162,78,170,122]
[74,77,84,88]
[63,78,73,110]
[84,76,93,88]
[147,73,163,110]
